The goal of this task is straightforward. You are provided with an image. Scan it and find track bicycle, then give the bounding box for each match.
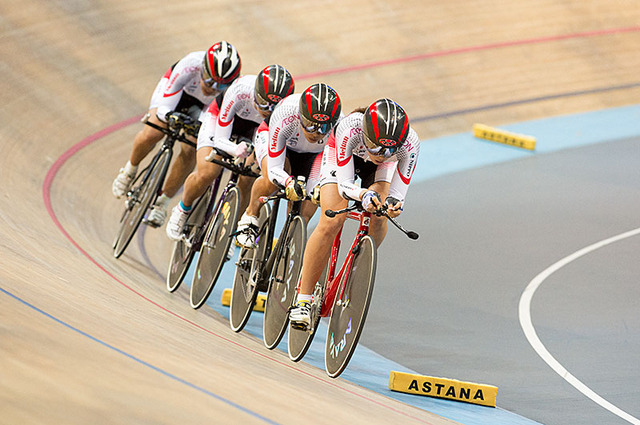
[113,112,198,259]
[165,140,259,306]
[229,184,309,348]
[288,202,419,378]
[188,142,260,308]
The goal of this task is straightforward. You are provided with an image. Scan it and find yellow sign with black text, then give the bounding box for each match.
[389,371,498,407]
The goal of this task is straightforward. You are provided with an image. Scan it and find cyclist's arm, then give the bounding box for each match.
[388,130,421,205]
[334,128,363,201]
[266,116,292,187]
[211,83,240,149]
[156,58,192,121]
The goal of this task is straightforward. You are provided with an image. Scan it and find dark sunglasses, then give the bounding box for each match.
[363,135,398,158]
[300,114,333,135]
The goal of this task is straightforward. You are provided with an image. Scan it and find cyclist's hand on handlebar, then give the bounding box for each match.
[285,176,307,201]
[165,111,193,129]
[234,141,252,159]
[384,196,403,218]
[361,190,382,213]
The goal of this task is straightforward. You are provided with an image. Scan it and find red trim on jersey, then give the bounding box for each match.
[269,145,286,158]
[162,67,172,79]
[337,154,352,167]
[398,163,412,185]
[217,117,233,127]
[163,88,181,98]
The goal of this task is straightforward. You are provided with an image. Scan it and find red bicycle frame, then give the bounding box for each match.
[319,210,371,317]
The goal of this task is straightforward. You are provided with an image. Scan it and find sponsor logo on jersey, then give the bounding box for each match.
[282,114,297,126]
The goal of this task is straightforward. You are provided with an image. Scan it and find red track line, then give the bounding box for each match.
[42,122,437,424]
[296,26,640,80]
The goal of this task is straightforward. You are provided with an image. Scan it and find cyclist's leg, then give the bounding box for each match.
[298,183,347,297]
[113,109,165,198]
[237,173,256,215]
[237,156,279,248]
[181,147,222,207]
[159,137,196,198]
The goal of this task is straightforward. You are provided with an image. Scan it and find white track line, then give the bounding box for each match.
[519,228,640,425]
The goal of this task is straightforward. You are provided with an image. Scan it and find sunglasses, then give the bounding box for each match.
[300,113,333,135]
[201,68,231,91]
[363,135,398,158]
[255,93,276,112]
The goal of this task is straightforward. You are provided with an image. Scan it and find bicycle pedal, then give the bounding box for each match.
[142,218,160,228]
[290,322,309,332]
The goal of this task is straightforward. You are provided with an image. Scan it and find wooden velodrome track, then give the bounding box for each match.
[2,1,640,424]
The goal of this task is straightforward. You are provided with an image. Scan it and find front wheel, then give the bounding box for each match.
[263,215,307,350]
[229,203,271,332]
[166,186,214,292]
[114,149,170,259]
[325,235,376,378]
[190,186,240,309]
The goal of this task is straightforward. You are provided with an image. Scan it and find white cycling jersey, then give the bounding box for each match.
[266,94,341,187]
[197,75,263,154]
[327,112,420,204]
[153,51,218,121]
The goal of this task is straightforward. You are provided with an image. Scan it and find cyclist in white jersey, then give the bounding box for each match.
[289,98,421,328]
[235,83,343,248]
[165,65,295,241]
[111,41,241,227]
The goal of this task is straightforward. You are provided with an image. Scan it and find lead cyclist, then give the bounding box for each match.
[111,41,241,227]
[289,98,421,329]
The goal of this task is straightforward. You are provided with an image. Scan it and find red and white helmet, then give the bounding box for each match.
[202,41,241,86]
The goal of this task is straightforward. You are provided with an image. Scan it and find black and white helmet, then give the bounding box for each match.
[299,83,341,135]
[362,98,410,157]
[255,64,295,113]
[202,41,241,86]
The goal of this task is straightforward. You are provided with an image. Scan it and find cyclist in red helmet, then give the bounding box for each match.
[290,98,421,329]
[166,64,295,242]
[235,83,343,248]
[112,41,241,227]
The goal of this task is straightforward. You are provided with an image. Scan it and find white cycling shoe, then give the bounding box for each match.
[166,206,190,241]
[289,300,311,330]
[235,213,259,249]
[112,168,135,198]
[145,195,170,227]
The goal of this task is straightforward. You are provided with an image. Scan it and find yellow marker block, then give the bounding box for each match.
[221,288,266,312]
[389,371,498,407]
[473,123,536,150]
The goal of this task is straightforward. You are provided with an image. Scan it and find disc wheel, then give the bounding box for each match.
[229,203,271,332]
[325,235,376,378]
[190,187,241,309]
[263,215,307,350]
[166,186,214,292]
[113,149,170,258]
